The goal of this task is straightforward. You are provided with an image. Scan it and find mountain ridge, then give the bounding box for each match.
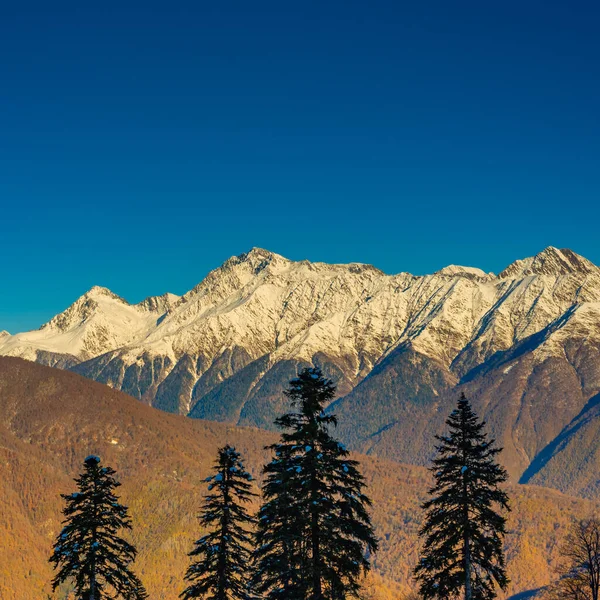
[1,246,600,497]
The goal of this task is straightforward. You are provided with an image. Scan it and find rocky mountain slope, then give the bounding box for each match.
[0,286,179,367]
[2,246,599,494]
[0,357,596,599]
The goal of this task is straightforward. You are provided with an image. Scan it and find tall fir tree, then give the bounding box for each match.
[182,445,256,600]
[50,455,147,600]
[253,438,309,600]
[414,393,510,600]
[253,367,378,600]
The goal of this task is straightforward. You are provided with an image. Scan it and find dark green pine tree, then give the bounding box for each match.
[414,393,510,600]
[252,439,309,600]
[182,445,256,600]
[50,455,148,600]
[253,367,378,600]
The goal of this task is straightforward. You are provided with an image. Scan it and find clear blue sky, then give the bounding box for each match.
[1,1,599,332]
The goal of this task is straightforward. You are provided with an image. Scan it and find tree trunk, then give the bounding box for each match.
[462,410,472,600]
[311,502,322,600]
[310,444,322,600]
[90,476,97,600]
[464,529,472,600]
[217,467,231,600]
[463,474,472,600]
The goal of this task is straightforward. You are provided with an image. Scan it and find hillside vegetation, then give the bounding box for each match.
[0,357,597,599]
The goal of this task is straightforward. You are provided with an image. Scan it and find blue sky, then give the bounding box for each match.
[1,1,599,332]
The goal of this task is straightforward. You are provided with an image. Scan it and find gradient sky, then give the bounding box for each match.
[1,1,599,332]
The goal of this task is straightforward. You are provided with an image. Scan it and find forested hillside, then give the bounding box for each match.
[0,357,597,599]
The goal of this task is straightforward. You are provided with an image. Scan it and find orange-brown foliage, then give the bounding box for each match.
[0,357,596,600]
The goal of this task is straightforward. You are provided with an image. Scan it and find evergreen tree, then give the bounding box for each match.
[182,445,256,600]
[253,438,309,600]
[253,367,378,600]
[50,455,147,600]
[414,394,510,600]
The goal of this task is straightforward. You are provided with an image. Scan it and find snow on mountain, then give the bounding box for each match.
[2,245,600,483]
[3,246,600,389]
[434,264,493,279]
[0,285,179,365]
[499,246,598,278]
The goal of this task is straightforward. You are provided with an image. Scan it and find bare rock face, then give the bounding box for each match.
[2,246,600,498]
[499,246,598,278]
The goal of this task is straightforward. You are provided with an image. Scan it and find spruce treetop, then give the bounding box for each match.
[276,366,337,432]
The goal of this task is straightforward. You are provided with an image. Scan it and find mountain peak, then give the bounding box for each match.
[84,285,126,302]
[435,265,492,279]
[226,247,290,274]
[243,247,277,260]
[499,247,598,278]
[38,285,138,336]
[239,247,287,265]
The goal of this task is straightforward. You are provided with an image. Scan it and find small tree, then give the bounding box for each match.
[181,445,256,600]
[548,518,600,600]
[50,455,147,600]
[253,367,378,600]
[414,394,510,600]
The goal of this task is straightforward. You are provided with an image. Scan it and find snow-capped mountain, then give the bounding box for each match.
[2,246,600,491]
[0,286,180,367]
